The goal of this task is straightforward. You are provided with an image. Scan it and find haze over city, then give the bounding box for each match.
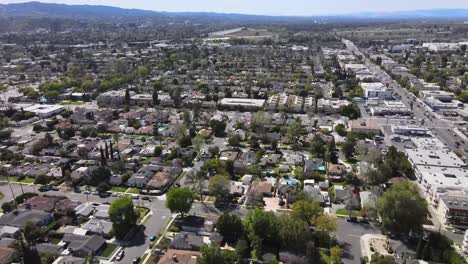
[2,0,468,15]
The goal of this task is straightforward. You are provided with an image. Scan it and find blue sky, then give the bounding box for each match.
[1,0,468,16]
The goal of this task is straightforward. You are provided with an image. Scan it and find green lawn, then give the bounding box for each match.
[59,100,86,105]
[100,243,118,258]
[20,177,36,184]
[136,207,150,223]
[335,208,361,217]
[126,188,141,194]
[111,186,127,193]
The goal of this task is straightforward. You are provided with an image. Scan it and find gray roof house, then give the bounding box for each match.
[62,234,106,258]
[81,219,112,236]
[170,232,204,251]
[0,209,53,228]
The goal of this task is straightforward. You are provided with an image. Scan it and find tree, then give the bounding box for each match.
[208,175,230,201]
[235,239,250,260]
[291,200,323,225]
[198,244,236,264]
[306,241,322,264]
[334,124,347,137]
[244,209,280,255]
[340,103,361,119]
[210,120,226,137]
[377,181,427,235]
[166,188,194,217]
[109,196,137,240]
[341,139,356,160]
[124,88,130,105]
[227,134,241,147]
[286,119,303,143]
[215,213,243,244]
[330,246,343,264]
[208,146,219,158]
[314,214,337,234]
[24,221,42,246]
[278,215,311,252]
[90,167,111,185]
[152,87,159,106]
[370,254,396,264]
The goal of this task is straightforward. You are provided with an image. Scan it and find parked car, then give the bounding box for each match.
[150,235,156,242]
[115,249,124,261]
[347,217,358,223]
[133,257,141,264]
[39,185,51,192]
[131,194,140,199]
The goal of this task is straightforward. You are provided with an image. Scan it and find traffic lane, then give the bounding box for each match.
[336,218,381,264]
[117,209,171,263]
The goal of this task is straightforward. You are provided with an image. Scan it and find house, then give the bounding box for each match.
[62,234,106,257]
[147,171,176,191]
[170,232,204,251]
[19,196,58,212]
[52,256,87,264]
[0,247,18,264]
[157,249,199,264]
[252,182,273,197]
[0,226,20,239]
[328,164,348,180]
[303,185,327,205]
[0,209,53,228]
[74,203,94,217]
[81,219,113,237]
[304,159,325,176]
[37,243,63,256]
[333,185,351,203]
[230,181,247,197]
[94,204,110,219]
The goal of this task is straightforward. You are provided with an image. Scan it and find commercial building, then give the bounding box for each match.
[23,104,65,118]
[420,90,454,102]
[348,118,382,135]
[361,82,393,99]
[218,98,265,111]
[96,90,127,107]
[437,194,468,228]
[317,98,350,113]
[391,126,430,136]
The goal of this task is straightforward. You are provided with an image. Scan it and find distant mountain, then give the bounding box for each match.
[0,1,468,20]
[0,1,159,18]
[345,9,468,19]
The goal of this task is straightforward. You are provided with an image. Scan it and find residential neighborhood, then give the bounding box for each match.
[0,1,467,264]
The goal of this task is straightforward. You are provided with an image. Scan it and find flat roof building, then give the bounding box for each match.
[23,104,65,118]
[219,98,265,110]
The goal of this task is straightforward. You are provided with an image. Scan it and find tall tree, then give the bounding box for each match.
[377,181,427,235]
[215,213,243,244]
[109,196,137,240]
[166,188,194,218]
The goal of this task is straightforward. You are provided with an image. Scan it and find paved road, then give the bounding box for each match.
[336,218,381,264]
[343,39,468,160]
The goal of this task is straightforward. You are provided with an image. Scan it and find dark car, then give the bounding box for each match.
[39,185,51,192]
[347,217,358,222]
[133,257,141,264]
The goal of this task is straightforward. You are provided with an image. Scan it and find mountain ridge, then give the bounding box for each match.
[1,1,468,20]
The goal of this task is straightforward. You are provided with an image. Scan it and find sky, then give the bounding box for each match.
[1,0,468,16]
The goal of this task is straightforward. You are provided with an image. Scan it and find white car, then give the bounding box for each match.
[115,249,124,261]
[131,194,140,199]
